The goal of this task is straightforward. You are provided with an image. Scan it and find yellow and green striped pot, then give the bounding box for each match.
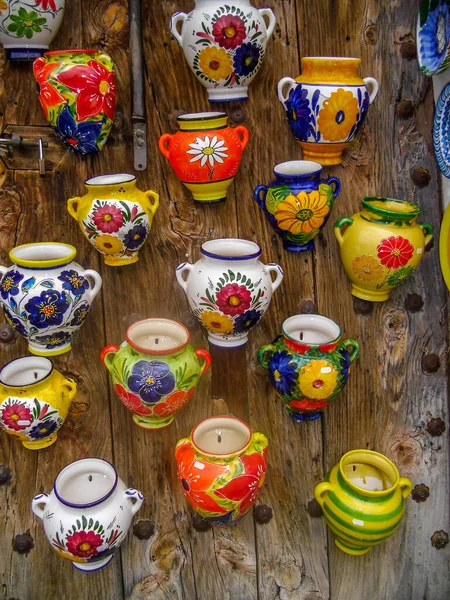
[315,450,412,555]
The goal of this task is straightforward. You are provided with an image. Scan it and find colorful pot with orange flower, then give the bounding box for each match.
[170,0,276,102]
[176,238,283,348]
[334,197,433,302]
[258,314,359,421]
[254,160,341,252]
[33,49,116,154]
[32,458,143,571]
[159,112,249,203]
[175,416,268,524]
[67,174,159,267]
[0,0,64,61]
[101,318,211,430]
[277,57,378,165]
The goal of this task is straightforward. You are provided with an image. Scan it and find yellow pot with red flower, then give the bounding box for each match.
[334,197,433,302]
[67,174,159,267]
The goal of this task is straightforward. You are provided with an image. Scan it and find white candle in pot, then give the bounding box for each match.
[56,458,117,506]
[192,416,251,455]
[283,314,340,345]
[127,318,189,353]
[343,462,392,492]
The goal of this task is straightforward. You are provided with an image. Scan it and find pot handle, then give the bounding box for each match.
[342,339,360,363]
[257,343,276,369]
[195,348,212,376]
[124,488,144,516]
[314,482,334,507]
[31,493,49,520]
[363,77,379,104]
[62,377,77,401]
[399,477,413,500]
[419,222,433,248]
[258,7,276,38]
[80,269,102,301]
[253,184,269,208]
[144,190,160,216]
[334,217,354,246]
[67,196,80,221]
[158,133,173,160]
[323,177,341,198]
[176,262,194,293]
[100,344,120,370]
[265,263,284,293]
[169,12,187,46]
[277,76,296,106]
[235,126,249,150]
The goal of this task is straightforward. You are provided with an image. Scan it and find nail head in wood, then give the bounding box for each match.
[230,106,246,124]
[422,353,440,374]
[431,530,449,549]
[254,504,273,524]
[298,300,317,314]
[400,40,417,60]
[181,311,200,332]
[411,483,430,503]
[306,498,323,518]
[192,514,211,532]
[12,531,34,554]
[0,464,12,485]
[396,100,414,119]
[426,418,446,436]
[0,323,16,344]
[133,520,155,540]
[405,293,424,312]
[353,297,374,315]
[411,167,431,187]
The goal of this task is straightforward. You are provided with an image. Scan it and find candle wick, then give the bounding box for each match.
[88,475,93,482]
[216,429,222,443]
[155,338,159,345]
[300,331,303,341]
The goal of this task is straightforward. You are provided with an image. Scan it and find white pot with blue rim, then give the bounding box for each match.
[417,0,450,75]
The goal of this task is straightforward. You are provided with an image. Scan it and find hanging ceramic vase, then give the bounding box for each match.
[417,0,450,76]
[170,0,276,102]
[67,174,159,267]
[314,449,412,555]
[277,57,379,165]
[254,160,341,252]
[334,197,433,302]
[258,314,359,421]
[176,415,268,524]
[0,242,102,356]
[33,49,116,155]
[159,112,249,203]
[0,0,65,61]
[176,238,284,348]
[0,356,76,449]
[101,318,211,430]
[31,458,144,571]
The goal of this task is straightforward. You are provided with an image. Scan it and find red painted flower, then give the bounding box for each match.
[66,530,103,558]
[290,399,328,412]
[33,58,65,119]
[212,15,246,50]
[377,236,414,269]
[176,441,229,515]
[36,0,57,10]
[216,283,252,316]
[153,390,187,418]
[115,384,152,416]
[56,60,116,121]
[1,403,32,431]
[92,203,123,233]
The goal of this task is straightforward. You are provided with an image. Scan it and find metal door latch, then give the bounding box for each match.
[0,134,48,176]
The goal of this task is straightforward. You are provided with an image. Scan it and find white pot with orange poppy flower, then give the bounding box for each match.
[254,160,341,252]
[334,197,433,302]
[170,0,276,102]
[0,0,64,61]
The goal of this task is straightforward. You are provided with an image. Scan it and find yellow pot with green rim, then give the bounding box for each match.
[314,449,412,555]
[334,197,433,302]
[67,174,159,267]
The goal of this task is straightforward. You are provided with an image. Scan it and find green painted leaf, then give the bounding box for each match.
[237,272,241,281]
[266,185,291,214]
[228,270,235,282]
[76,519,81,530]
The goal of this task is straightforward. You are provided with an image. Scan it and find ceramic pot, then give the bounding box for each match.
[176,238,283,348]
[334,197,433,302]
[258,314,359,421]
[175,416,268,524]
[254,160,341,252]
[0,242,102,356]
[33,49,116,155]
[314,449,412,555]
[31,458,143,571]
[67,174,159,267]
[277,57,379,165]
[0,0,64,61]
[0,356,76,449]
[159,112,249,203]
[170,0,276,102]
[417,0,450,76]
[101,318,211,430]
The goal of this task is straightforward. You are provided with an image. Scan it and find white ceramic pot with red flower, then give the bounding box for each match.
[31,458,143,571]
[334,197,433,302]
[0,242,102,356]
[0,0,65,61]
[100,318,211,430]
[67,174,159,267]
[33,49,116,154]
[170,0,276,102]
[176,416,268,524]
[176,238,283,348]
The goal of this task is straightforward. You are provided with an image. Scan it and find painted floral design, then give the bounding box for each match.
[298,359,338,400]
[55,107,102,155]
[123,224,147,250]
[34,58,65,119]
[114,384,152,416]
[92,204,124,233]
[268,351,297,395]
[127,361,176,404]
[274,191,329,235]
[153,390,189,418]
[66,530,104,558]
[199,46,233,81]
[0,270,24,300]
[339,349,351,382]
[7,8,47,39]
[289,398,328,413]
[93,234,124,255]
[318,88,359,142]
[212,14,246,49]
[233,42,260,76]
[352,255,384,282]
[187,135,228,169]
[386,265,415,287]
[418,2,450,74]
[216,283,251,316]
[35,331,71,348]
[285,85,311,142]
[377,236,414,269]
[25,290,70,329]
[3,307,27,337]
[29,419,58,439]
[69,303,90,327]
[58,270,89,295]
[36,0,57,10]
[233,309,261,333]
[1,403,32,431]
[0,0,7,15]
[200,311,234,334]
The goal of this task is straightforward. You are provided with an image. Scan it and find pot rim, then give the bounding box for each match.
[274,160,322,177]
[282,314,341,345]
[44,49,98,56]
[302,56,362,62]
[190,415,252,457]
[200,238,261,261]
[85,173,136,186]
[177,112,227,121]
[339,449,400,497]
[9,242,77,268]
[0,356,53,387]
[362,196,421,219]
[126,318,190,355]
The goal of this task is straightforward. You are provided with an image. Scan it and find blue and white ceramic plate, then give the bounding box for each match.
[434,82,450,177]
[417,0,450,75]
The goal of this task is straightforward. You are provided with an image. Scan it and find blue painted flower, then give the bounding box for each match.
[58,270,89,295]
[55,107,102,155]
[233,309,261,333]
[128,360,176,404]
[25,290,70,329]
[29,419,58,439]
[233,42,260,76]
[35,331,72,349]
[123,224,147,250]
[285,85,311,141]
[70,303,90,328]
[339,348,350,382]
[0,270,24,300]
[419,3,450,73]
[268,351,297,396]
[3,307,27,337]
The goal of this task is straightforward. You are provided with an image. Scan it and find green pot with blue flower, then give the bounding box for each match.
[258,314,359,421]
[254,160,341,252]
[101,318,212,430]
[0,242,102,356]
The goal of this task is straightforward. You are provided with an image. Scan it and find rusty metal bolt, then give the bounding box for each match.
[306,498,323,518]
[0,323,16,344]
[422,353,440,374]
[353,297,374,315]
[12,531,34,554]
[426,417,446,436]
[181,311,200,332]
[0,464,12,485]
[230,105,246,124]
[192,514,211,532]
[396,100,414,119]
[411,483,430,503]
[431,530,449,549]
[133,520,155,540]
[254,504,273,524]
[400,40,417,60]
[412,167,431,187]
[405,293,424,313]
[298,300,317,314]
[168,109,188,132]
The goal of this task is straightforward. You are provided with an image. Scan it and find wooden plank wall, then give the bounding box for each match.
[0,0,449,599]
